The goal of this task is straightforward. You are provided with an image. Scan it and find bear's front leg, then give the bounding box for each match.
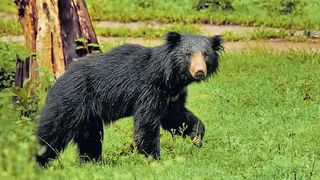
[133,100,164,159]
[161,107,205,147]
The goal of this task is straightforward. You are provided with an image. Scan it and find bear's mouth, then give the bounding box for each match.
[193,70,206,80]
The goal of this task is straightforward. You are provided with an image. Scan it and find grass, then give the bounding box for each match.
[95,24,202,39]
[1,0,320,30]
[0,0,318,43]
[86,0,320,30]
[0,1,16,14]
[96,25,312,42]
[222,28,310,42]
[0,19,22,37]
[0,1,319,178]
[0,42,28,72]
[0,42,320,179]
[1,19,312,42]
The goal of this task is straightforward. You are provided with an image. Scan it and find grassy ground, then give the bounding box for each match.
[86,0,320,30]
[221,29,310,42]
[0,0,319,179]
[95,24,202,39]
[0,20,313,42]
[0,19,22,37]
[1,0,320,30]
[0,0,318,43]
[95,26,311,42]
[0,1,16,14]
[0,42,319,179]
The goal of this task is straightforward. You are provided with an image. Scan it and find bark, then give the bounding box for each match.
[58,0,100,66]
[36,0,65,78]
[14,0,100,86]
[14,0,38,84]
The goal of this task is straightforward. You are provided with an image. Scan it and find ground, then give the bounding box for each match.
[0,0,320,179]
[1,48,319,179]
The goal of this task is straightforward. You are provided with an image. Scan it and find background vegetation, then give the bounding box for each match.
[0,0,319,41]
[86,0,320,29]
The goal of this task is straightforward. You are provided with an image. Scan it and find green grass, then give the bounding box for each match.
[0,45,320,179]
[0,19,22,37]
[0,0,318,43]
[95,24,201,39]
[1,0,320,30]
[1,19,312,42]
[222,28,310,42]
[0,42,28,72]
[86,0,320,30]
[96,25,311,42]
[0,1,16,14]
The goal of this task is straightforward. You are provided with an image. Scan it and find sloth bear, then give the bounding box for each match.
[36,32,223,167]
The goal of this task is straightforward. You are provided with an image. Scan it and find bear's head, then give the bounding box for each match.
[165,32,223,85]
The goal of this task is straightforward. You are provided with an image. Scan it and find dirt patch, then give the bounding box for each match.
[0,12,16,20]
[200,24,255,35]
[98,37,163,46]
[0,35,24,43]
[224,40,320,52]
[98,37,320,52]
[96,21,165,29]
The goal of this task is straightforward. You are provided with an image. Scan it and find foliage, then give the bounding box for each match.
[0,42,28,91]
[0,42,27,72]
[11,68,54,119]
[0,19,22,36]
[75,38,101,57]
[279,0,304,14]
[0,68,14,91]
[196,0,234,11]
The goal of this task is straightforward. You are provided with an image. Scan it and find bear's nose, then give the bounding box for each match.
[194,70,205,80]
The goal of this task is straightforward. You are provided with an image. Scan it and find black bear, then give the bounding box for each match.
[36,32,223,167]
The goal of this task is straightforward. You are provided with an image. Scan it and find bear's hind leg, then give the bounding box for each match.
[74,119,104,162]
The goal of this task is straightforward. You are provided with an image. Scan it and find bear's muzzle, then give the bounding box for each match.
[189,52,207,80]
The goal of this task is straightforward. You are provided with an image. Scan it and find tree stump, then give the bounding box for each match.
[14,0,100,86]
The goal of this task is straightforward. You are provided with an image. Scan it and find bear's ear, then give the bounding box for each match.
[166,32,181,47]
[211,35,224,52]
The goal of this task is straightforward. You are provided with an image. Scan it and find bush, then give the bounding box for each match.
[196,0,234,11]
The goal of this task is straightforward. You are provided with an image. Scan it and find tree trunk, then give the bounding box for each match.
[59,0,100,66]
[14,0,38,85]
[36,0,65,78]
[14,0,100,86]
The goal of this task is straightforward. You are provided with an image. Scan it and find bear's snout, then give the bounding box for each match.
[189,52,207,80]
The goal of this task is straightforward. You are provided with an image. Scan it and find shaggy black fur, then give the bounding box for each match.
[36,32,223,167]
